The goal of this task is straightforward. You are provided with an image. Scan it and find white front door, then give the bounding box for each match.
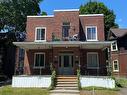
[59,54,73,75]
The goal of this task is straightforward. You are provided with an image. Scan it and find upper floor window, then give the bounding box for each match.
[111,41,118,51]
[62,22,70,38]
[86,26,97,41]
[35,27,46,42]
[113,60,119,72]
[34,53,45,68]
[87,52,99,69]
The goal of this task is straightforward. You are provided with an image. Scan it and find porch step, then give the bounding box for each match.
[57,81,77,84]
[50,76,79,95]
[55,87,78,90]
[50,89,80,95]
[56,84,78,87]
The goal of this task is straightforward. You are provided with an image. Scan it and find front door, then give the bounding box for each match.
[59,53,73,75]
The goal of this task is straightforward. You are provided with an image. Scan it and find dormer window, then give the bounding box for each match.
[35,27,46,42]
[111,41,118,51]
[86,26,97,41]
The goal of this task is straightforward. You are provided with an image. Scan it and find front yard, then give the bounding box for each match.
[0,86,49,95]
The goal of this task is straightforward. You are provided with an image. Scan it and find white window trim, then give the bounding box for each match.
[87,52,99,69]
[34,52,45,69]
[35,27,46,42]
[111,41,118,51]
[113,60,119,72]
[86,26,98,41]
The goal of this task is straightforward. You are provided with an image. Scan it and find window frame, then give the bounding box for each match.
[111,41,118,51]
[62,22,70,38]
[35,27,46,42]
[113,60,119,72]
[34,52,45,69]
[87,52,99,69]
[86,26,98,41]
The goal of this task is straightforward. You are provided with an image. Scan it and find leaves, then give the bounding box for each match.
[0,0,44,32]
[80,2,119,39]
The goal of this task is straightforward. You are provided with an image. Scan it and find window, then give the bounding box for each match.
[113,60,119,72]
[86,26,97,41]
[35,27,46,42]
[34,53,45,68]
[87,52,99,69]
[111,41,118,51]
[62,22,70,38]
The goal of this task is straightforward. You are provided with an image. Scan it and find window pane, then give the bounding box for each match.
[35,54,44,67]
[114,61,118,70]
[62,22,70,37]
[87,27,96,40]
[87,53,98,68]
[40,54,44,66]
[64,55,69,67]
[36,28,45,40]
[36,29,40,40]
[35,54,40,66]
[40,29,45,40]
[87,28,91,39]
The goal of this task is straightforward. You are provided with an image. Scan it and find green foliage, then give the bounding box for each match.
[41,11,47,16]
[0,0,46,32]
[77,69,81,90]
[115,78,127,88]
[80,2,118,39]
[49,70,56,90]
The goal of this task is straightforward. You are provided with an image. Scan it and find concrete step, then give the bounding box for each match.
[57,81,77,84]
[56,84,78,87]
[55,86,78,90]
[50,89,80,94]
[56,79,78,82]
[57,77,77,79]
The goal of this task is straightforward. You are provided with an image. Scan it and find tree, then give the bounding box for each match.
[0,0,45,33]
[80,1,118,40]
[41,11,47,16]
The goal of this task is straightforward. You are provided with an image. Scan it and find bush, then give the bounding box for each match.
[77,69,81,90]
[49,70,56,90]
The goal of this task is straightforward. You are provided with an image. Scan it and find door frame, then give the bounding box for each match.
[58,53,74,75]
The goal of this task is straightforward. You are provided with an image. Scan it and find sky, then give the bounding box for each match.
[39,0,127,28]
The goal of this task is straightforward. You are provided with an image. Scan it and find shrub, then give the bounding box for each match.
[77,69,81,90]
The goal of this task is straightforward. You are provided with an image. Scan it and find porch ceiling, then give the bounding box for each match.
[13,41,113,50]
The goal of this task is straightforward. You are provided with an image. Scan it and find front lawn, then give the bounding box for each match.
[0,86,49,95]
[80,90,119,95]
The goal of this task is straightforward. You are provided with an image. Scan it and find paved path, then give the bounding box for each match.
[119,88,127,95]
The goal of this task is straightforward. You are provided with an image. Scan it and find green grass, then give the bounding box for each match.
[81,86,120,95]
[0,86,49,95]
[82,86,120,91]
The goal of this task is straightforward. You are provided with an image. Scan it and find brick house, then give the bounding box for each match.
[13,9,112,76]
[108,29,127,77]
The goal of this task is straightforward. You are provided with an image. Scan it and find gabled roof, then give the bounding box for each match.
[110,28,127,38]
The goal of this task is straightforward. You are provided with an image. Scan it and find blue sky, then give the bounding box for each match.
[39,0,127,28]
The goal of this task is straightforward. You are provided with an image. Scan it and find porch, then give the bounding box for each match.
[13,41,112,76]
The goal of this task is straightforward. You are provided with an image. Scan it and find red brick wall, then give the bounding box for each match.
[26,17,54,42]
[80,49,106,75]
[54,11,79,39]
[79,16,105,41]
[24,48,106,75]
[26,11,105,42]
[24,49,52,75]
[112,51,127,77]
